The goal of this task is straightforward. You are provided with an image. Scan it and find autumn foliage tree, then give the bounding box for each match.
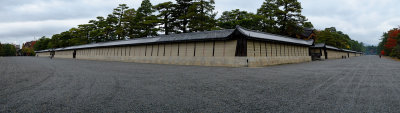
[385,29,399,49]
[378,27,400,58]
[385,38,397,50]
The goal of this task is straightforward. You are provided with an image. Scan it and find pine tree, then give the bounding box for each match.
[187,0,217,32]
[123,8,140,39]
[89,16,109,42]
[77,24,95,43]
[136,0,159,37]
[217,9,263,30]
[257,0,279,33]
[113,4,129,40]
[105,14,118,41]
[173,0,194,33]
[275,0,306,36]
[154,2,176,35]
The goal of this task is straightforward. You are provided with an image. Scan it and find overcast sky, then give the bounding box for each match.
[1,0,399,46]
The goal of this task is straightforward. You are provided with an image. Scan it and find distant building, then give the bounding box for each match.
[23,41,36,49]
[310,43,362,61]
[296,28,316,40]
[21,41,37,56]
[14,44,20,50]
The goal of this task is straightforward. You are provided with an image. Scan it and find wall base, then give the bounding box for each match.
[72,56,312,67]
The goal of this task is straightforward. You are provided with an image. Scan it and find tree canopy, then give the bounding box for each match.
[33,0,365,54]
[315,27,365,52]
[378,28,400,58]
[0,43,16,56]
[218,9,263,30]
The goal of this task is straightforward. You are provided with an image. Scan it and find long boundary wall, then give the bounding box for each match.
[54,50,74,59]
[349,53,356,57]
[326,50,349,59]
[246,40,311,66]
[310,48,362,60]
[36,39,313,67]
[36,52,50,57]
[73,40,246,67]
[36,40,364,67]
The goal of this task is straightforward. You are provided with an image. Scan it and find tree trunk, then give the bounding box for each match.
[164,14,169,35]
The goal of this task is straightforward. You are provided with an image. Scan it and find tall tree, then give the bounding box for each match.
[154,2,176,35]
[257,0,279,33]
[68,28,88,46]
[275,0,307,36]
[105,14,118,41]
[187,0,217,32]
[89,16,111,42]
[316,27,348,49]
[123,8,140,38]
[315,27,364,51]
[173,0,194,33]
[113,4,129,40]
[34,36,51,51]
[257,0,307,36]
[378,33,389,55]
[136,0,159,37]
[0,44,16,56]
[385,29,400,50]
[77,24,95,43]
[217,9,263,30]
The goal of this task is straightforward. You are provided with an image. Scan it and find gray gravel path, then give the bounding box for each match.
[0,56,399,112]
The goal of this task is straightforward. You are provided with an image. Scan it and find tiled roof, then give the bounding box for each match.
[311,43,360,53]
[36,26,314,52]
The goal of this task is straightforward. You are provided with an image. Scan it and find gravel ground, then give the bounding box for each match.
[0,56,399,112]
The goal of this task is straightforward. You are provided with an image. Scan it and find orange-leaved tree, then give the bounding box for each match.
[384,28,400,53]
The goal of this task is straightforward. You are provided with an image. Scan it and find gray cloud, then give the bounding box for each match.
[0,0,398,46]
[300,0,400,45]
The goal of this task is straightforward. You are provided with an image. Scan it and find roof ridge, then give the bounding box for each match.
[37,29,235,51]
[235,26,313,42]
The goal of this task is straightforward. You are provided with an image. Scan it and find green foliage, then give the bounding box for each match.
[315,27,364,52]
[348,40,365,52]
[21,47,35,56]
[135,0,159,37]
[218,9,263,30]
[303,22,314,28]
[33,0,365,55]
[390,45,400,58]
[123,8,140,38]
[187,0,217,32]
[173,0,194,33]
[378,28,400,57]
[275,0,306,36]
[256,0,308,37]
[34,36,51,51]
[257,0,279,33]
[113,4,129,40]
[154,2,175,35]
[377,33,388,55]
[0,44,16,56]
[0,42,2,56]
